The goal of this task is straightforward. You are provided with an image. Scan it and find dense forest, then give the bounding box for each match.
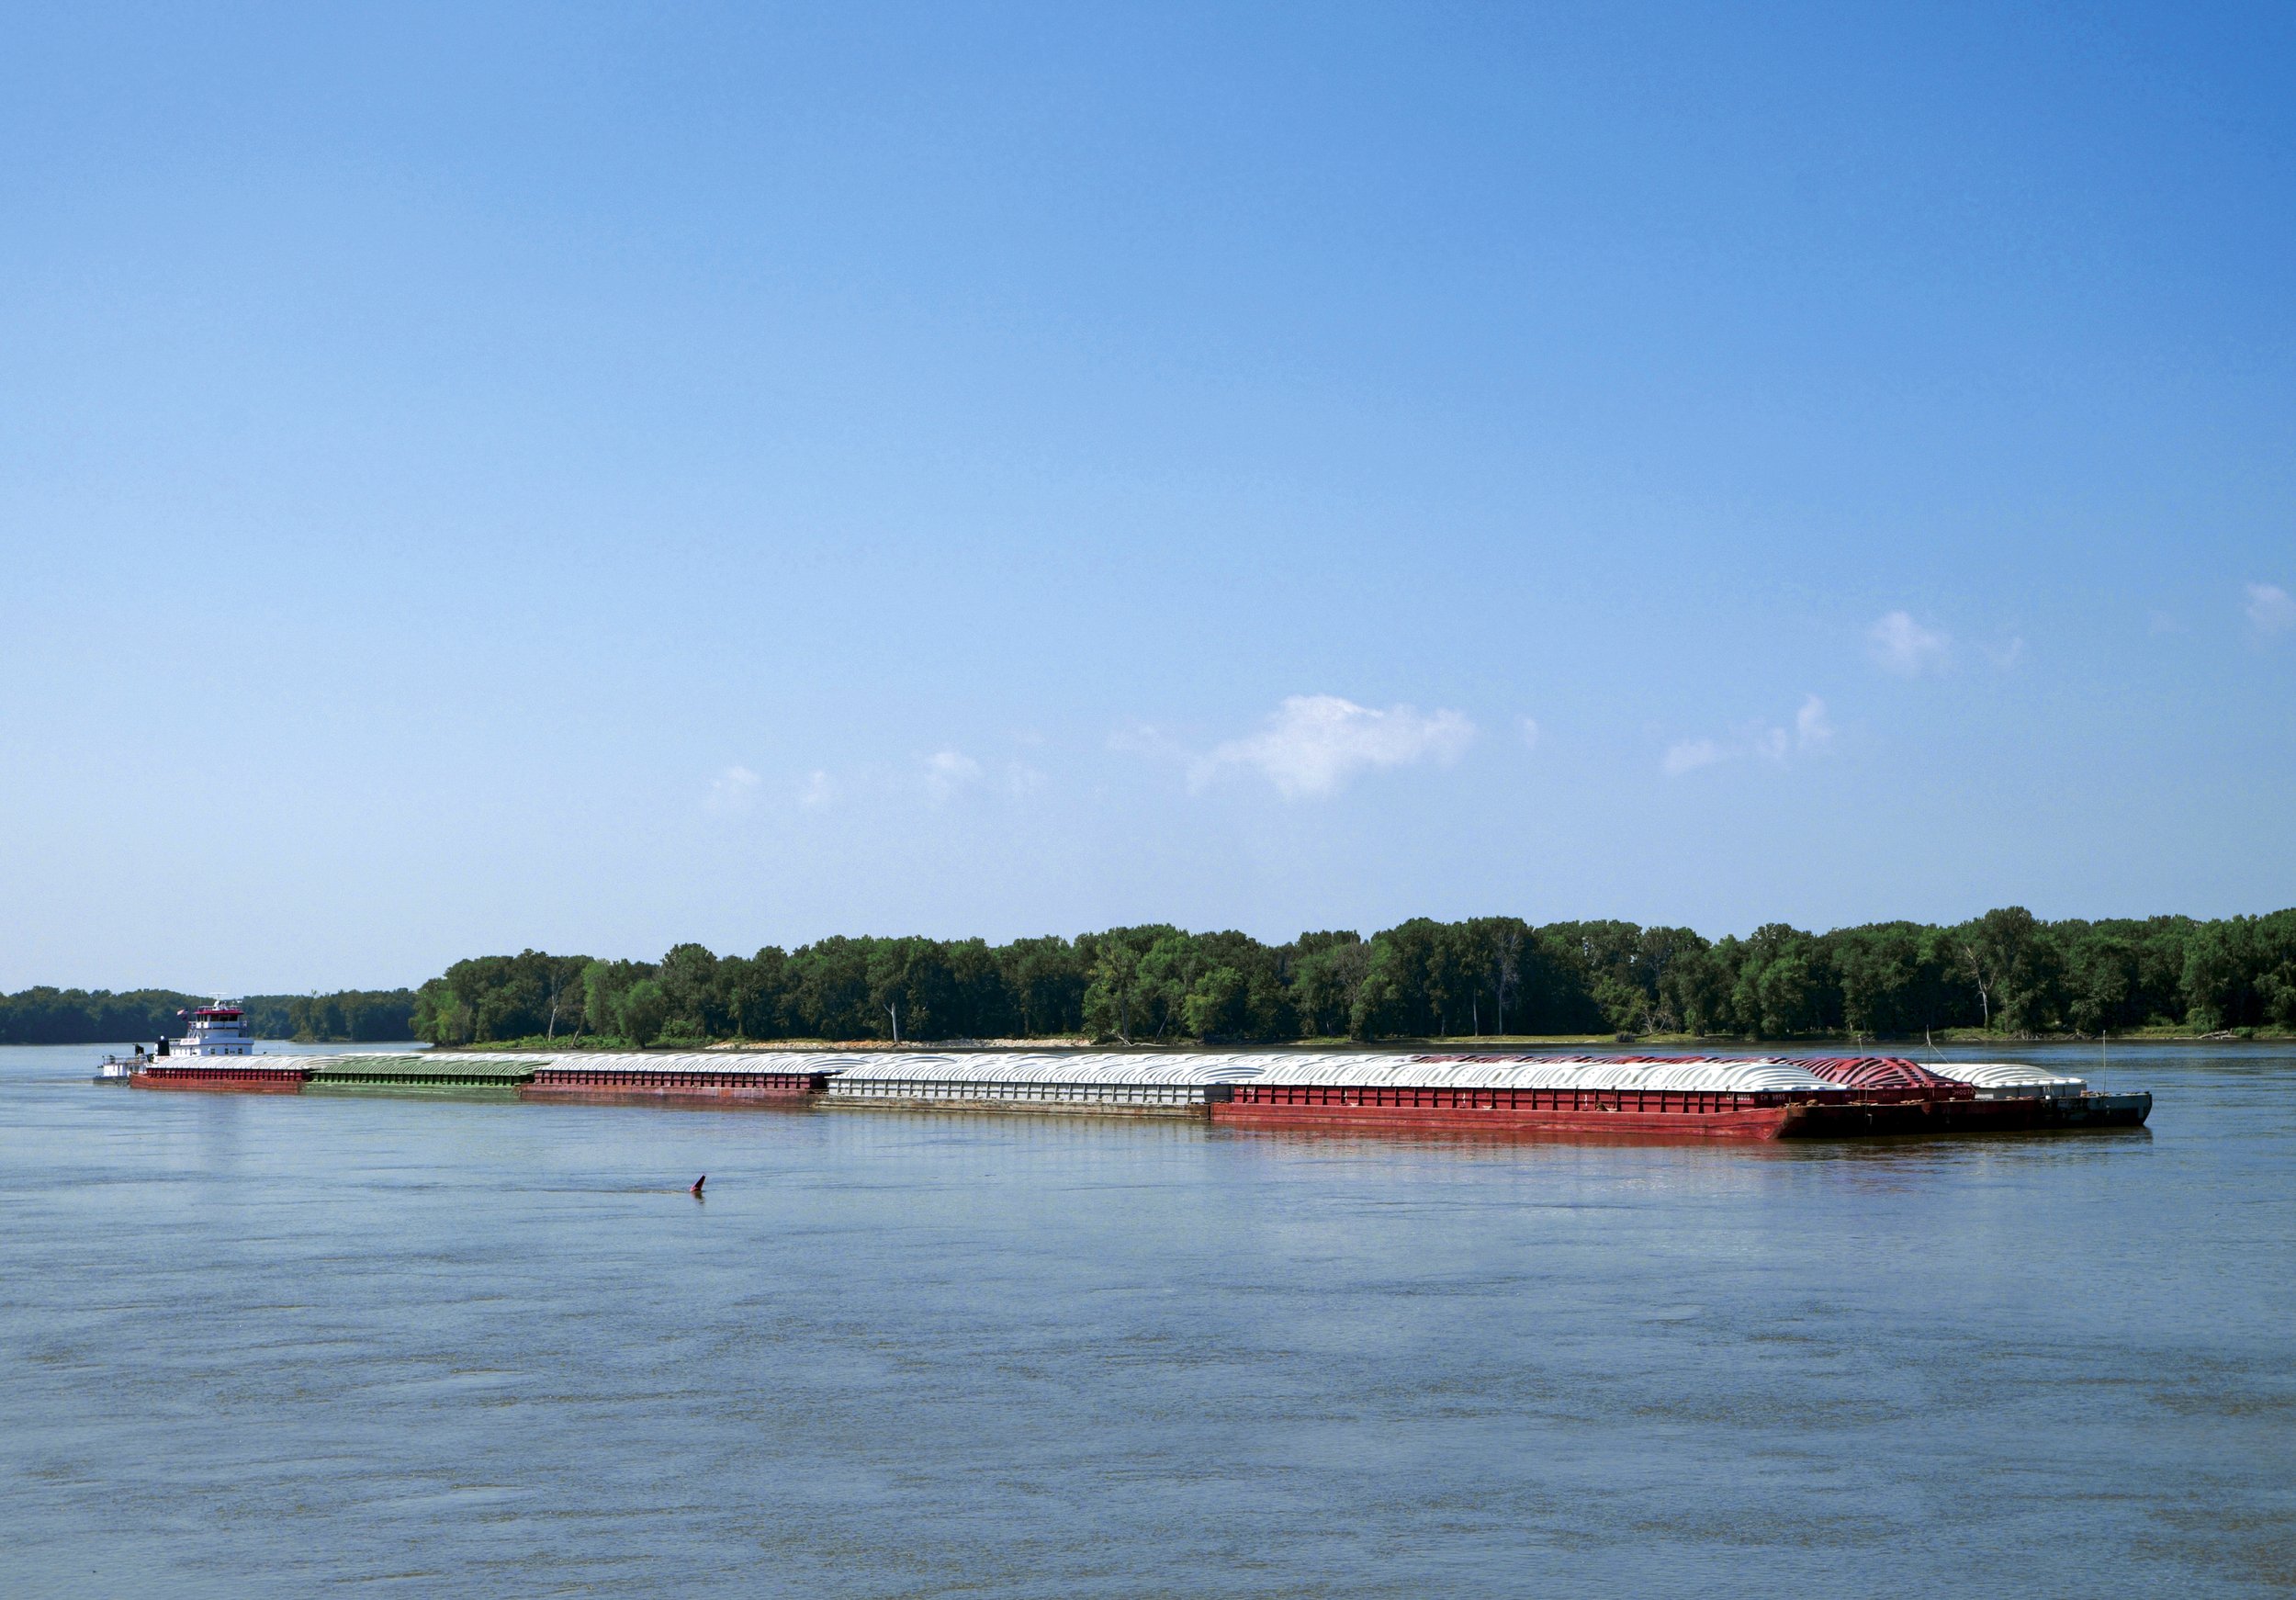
[0,988,416,1045]
[407,907,2296,1048]
[15,907,2292,1049]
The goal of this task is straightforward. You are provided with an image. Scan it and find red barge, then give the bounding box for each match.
[1208,1054,2150,1141]
[133,1063,309,1093]
[520,1053,833,1107]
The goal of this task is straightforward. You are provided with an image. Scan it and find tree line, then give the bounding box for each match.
[17,907,2290,1049]
[0,987,416,1045]
[408,907,2296,1048]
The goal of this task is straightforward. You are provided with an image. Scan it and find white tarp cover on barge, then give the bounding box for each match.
[1250,1054,1844,1095]
[1924,1061,2090,1097]
[825,1052,1263,1108]
[821,1051,1841,1101]
[528,1052,857,1076]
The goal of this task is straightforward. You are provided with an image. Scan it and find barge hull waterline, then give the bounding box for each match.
[130,1072,305,1095]
[1211,1103,1798,1140]
[1788,1091,2151,1135]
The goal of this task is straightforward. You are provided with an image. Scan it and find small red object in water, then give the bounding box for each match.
[691,1175,706,1195]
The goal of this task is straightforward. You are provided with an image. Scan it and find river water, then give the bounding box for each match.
[3,1042,2291,1597]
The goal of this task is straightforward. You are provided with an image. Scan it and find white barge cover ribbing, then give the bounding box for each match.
[1925,1061,2090,1096]
[823,1052,1839,1097]
[1242,1054,1843,1095]
[828,1053,1266,1086]
[530,1052,857,1076]
[825,1053,1264,1106]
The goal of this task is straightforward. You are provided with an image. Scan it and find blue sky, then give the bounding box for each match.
[3,3,2291,991]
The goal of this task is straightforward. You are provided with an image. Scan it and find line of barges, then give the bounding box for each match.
[124,1049,2151,1139]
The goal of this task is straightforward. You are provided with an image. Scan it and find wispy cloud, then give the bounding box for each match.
[1795,693,1833,749]
[1164,694,1477,799]
[923,749,984,801]
[1004,761,1047,796]
[703,764,762,815]
[1868,610,1952,676]
[793,755,1024,809]
[1108,723,1182,763]
[1662,738,1724,777]
[1519,716,1541,751]
[1664,695,1830,778]
[2246,582,2295,638]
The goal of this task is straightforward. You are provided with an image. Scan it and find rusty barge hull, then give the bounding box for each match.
[520,1068,827,1108]
[1212,1084,1810,1140]
[130,1065,308,1094]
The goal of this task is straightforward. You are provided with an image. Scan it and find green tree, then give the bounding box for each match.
[1000,937,1086,1036]
[1286,932,1367,1038]
[723,948,790,1039]
[1660,940,1734,1036]
[1181,965,1247,1039]
[1084,930,1166,1042]
[1956,907,2064,1033]
[582,959,652,1041]
[658,944,724,1036]
[613,979,670,1048]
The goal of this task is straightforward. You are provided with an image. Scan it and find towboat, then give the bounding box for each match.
[130,999,309,1092]
[174,1001,255,1056]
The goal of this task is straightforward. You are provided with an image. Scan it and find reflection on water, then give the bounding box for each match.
[3,1042,2291,1597]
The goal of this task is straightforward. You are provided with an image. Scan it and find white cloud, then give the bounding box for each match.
[1664,694,1831,777]
[1662,738,1724,777]
[1004,761,1047,796]
[798,770,836,810]
[1108,724,1180,761]
[1519,716,1541,750]
[2246,582,2295,637]
[1868,610,1952,676]
[1194,694,1475,799]
[1986,636,2026,670]
[923,749,983,801]
[1795,694,1832,749]
[704,765,761,815]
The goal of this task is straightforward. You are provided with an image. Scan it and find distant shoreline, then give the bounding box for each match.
[417,1026,2295,1053]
